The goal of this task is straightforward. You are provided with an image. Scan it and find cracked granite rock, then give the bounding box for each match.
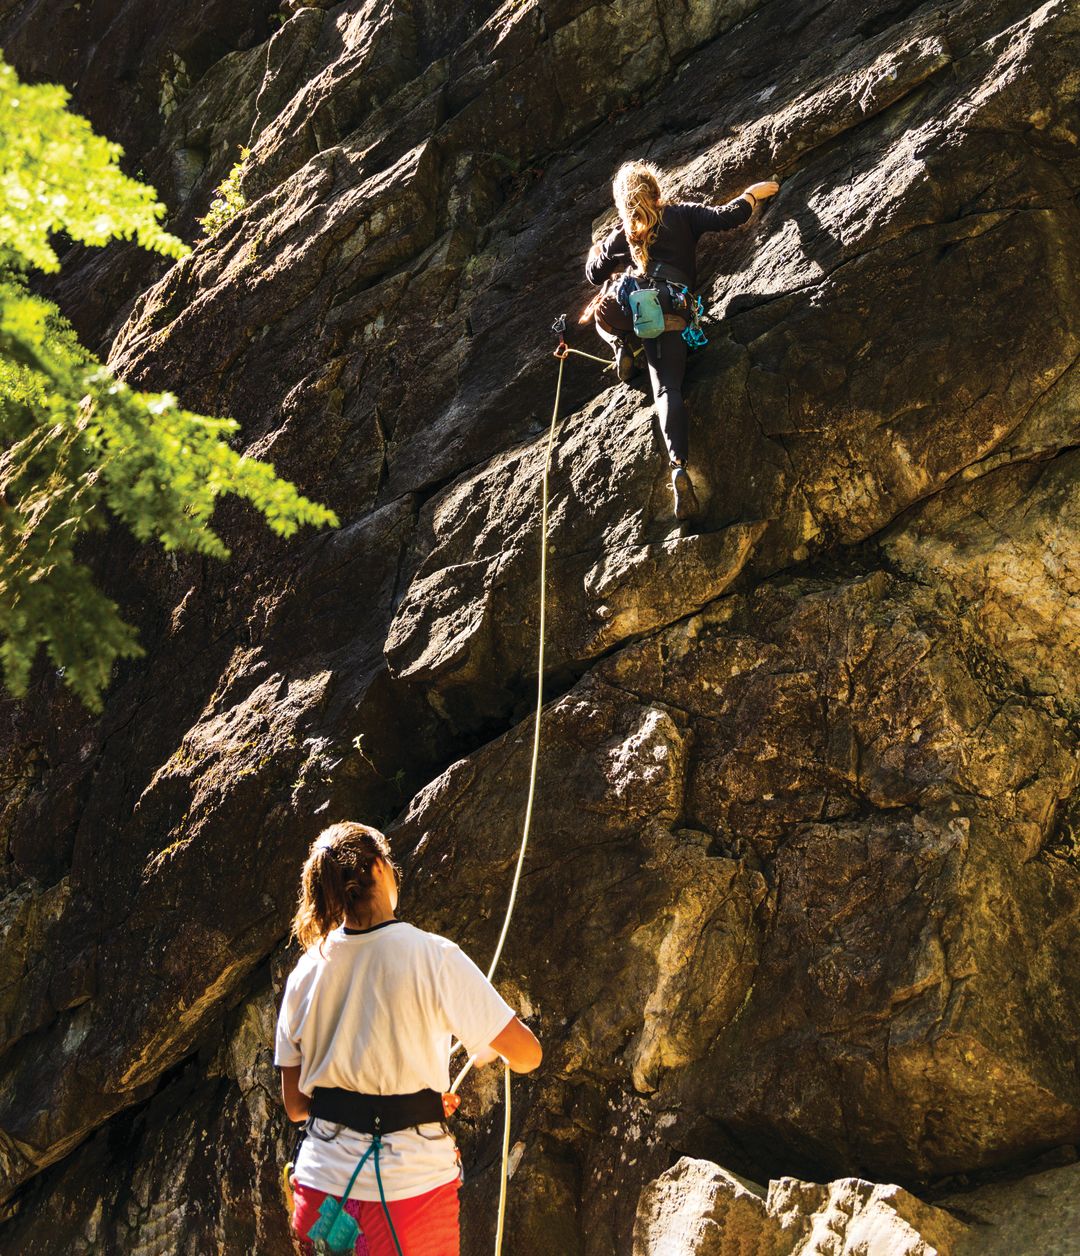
[0,0,1078,1250]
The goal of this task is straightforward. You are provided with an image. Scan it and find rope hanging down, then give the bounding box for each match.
[449,316,611,1254]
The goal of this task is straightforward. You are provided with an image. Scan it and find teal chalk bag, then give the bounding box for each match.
[628,286,666,339]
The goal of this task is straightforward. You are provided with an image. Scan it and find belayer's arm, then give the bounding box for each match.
[280,1064,311,1123]
[487,1014,543,1073]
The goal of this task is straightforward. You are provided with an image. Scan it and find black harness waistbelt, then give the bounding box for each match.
[309,1086,445,1135]
[645,260,692,287]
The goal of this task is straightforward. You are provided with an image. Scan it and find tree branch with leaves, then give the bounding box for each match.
[0,56,337,712]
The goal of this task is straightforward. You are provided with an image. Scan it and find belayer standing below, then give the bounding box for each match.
[585,160,779,520]
[276,821,542,1255]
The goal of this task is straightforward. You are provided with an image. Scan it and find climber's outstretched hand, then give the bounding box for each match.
[747,179,780,202]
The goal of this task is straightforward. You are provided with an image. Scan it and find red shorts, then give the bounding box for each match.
[292,1178,460,1256]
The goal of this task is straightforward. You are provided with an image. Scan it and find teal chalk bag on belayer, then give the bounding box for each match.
[628,287,666,339]
[306,1138,373,1254]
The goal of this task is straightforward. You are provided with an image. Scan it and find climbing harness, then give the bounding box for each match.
[309,1086,455,1132]
[298,1088,462,1253]
[616,268,709,350]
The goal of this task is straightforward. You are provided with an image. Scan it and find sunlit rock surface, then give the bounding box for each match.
[633,1157,969,1255]
[942,1158,1080,1255]
[0,0,1078,1250]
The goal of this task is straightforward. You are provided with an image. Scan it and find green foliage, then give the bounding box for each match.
[0,58,337,712]
[0,59,186,273]
[197,147,249,237]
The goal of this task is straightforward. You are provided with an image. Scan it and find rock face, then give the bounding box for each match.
[1,0,1079,1251]
[633,1157,969,1255]
[941,1157,1080,1255]
[0,0,281,353]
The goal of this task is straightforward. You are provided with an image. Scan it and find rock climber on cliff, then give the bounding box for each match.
[584,160,779,520]
[275,820,541,1256]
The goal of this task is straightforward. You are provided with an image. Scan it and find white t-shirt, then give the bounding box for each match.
[275,920,516,1201]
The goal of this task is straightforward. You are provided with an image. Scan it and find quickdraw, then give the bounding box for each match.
[551,313,612,366]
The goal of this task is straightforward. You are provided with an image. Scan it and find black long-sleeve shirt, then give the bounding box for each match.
[585,197,753,289]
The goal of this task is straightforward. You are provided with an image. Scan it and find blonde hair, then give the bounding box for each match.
[291,821,398,951]
[613,160,665,273]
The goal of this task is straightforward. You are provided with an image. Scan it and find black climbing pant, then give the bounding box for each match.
[595,288,690,466]
[641,331,689,466]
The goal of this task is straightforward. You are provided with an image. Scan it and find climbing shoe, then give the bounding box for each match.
[671,465,699,521]
[615,343,635,382]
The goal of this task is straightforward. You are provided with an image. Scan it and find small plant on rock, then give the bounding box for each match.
[197,146,249,237]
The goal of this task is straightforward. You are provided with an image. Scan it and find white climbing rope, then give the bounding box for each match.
[452,334,608,1252]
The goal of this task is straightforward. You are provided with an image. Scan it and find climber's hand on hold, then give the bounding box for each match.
[746,180,779,203]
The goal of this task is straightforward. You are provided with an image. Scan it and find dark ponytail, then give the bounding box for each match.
[291,821,397,950]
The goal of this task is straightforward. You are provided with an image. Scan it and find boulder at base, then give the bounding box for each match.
[633,1157,968,1255]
